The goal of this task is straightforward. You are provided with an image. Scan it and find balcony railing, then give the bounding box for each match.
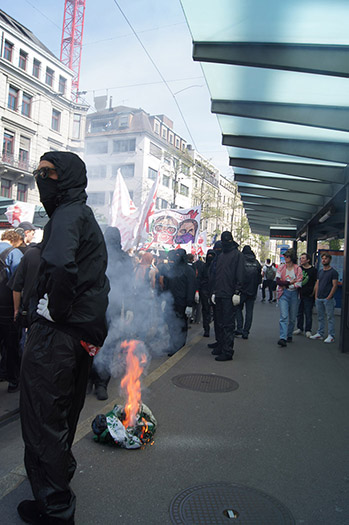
[1,154,36,174]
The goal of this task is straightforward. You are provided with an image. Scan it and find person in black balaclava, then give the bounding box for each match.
[235,245,262,339]
[18,152,110,525]
[207,240,222,350]
[199,249,216,337]
[211,231,244,361]
[163,248,196,356]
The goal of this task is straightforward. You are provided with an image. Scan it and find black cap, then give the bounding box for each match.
[18,221,36,231]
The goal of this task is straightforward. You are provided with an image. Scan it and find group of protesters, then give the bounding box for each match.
[0,151,340,524]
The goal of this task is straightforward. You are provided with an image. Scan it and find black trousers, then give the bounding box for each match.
[166,303,188,354]
[262,280,273,301]
[20,323,92,522]
[215,297,236,357]
[201,291,211,334]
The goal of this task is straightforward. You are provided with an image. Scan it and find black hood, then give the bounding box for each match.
[242,245,255,257]
[206,249,216,265]
[213,240,222,254]
[168,248,186,264]
[221,231,239,253]
[104,226,121,251]
[40,151,88,207]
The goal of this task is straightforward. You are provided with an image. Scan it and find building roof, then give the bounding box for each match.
[180,0,348,239]
[0,9,57,59]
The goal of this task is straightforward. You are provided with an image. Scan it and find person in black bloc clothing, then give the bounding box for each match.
[235,245,262,339]
[17,152,109,525]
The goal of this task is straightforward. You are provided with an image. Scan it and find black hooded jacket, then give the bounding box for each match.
[241,246,262,297]
[164,249,196,307]
[34,152,110,346]
[213,236,244,298]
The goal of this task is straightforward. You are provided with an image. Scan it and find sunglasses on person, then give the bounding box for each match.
[33,167,57,180]
[154,224,177,234]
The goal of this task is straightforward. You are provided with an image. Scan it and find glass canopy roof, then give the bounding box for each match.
[181,0,349,237]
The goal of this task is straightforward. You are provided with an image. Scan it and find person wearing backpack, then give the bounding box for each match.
[235,245,262,339]
[0,229,23,392]
[261,258,276,302]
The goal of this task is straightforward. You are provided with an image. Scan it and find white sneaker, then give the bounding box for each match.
[305,331,312,338]
[293,328,302,335]
[324,335,335,343]
[310,333,323,340]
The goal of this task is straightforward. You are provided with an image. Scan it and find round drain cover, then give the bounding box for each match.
[170,482,295,524]
[172,373,238,393]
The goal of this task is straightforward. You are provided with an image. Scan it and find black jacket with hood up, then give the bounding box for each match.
[34,152,110,346]
[213,234,244,298]
[164,249,196,307]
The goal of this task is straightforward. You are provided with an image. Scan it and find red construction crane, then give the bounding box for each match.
[60,0,86,102]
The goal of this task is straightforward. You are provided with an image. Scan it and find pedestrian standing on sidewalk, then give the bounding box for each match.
[199,249,216,337]
[276,249,303,347]
[293,253,317,338]
[235,245,262,339]
[310,252,338,343]
[261,259,276,302]
[18,152,109,525]
[211,231,244,361]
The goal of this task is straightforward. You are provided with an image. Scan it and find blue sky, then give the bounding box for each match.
[1,0,232,176]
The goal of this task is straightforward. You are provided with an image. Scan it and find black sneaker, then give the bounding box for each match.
[287,337,293,343]
[211,347,222,355]
[242,334,248,339]
[8,382,19,393]
[17,499,44,523]
[215,353,233,361]
[277,339,287,347]
[208,341,218,349]
[95,386,108,401]
[203,332,210,337]
[234,331,242,337]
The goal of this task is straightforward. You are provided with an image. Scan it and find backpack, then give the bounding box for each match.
[265,265,275,280]
[0,246,14,286]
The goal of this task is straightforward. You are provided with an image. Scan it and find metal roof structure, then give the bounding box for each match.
[180,0,348,240]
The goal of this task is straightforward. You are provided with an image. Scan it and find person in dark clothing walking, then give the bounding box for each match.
[207,240,222,350]
[18,152,109,525]
[163,249,196,356]
[211,232,244,361]
[88,227,133,400]
[235,245,262,339]
[199,249,216,337]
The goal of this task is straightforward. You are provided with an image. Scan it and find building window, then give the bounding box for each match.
[175,137,180,149]
[150,142,162,159]
[8,86,19,111]
[19,136,30,169]
[33,59,41,78]
[22,93,32,117]
[4,40,13,61]
[1,179,12,198]
[88,192,106,206]
[51,109,61,132]
[2,131,14,162]
[161,127,167,140]
[17,183,28,202]
[113,164,135,179]
[179,183,189,197]
[58,76,66,95]
[182,164,190,176]
[168,132,174,145]
[86,141,108,154]
[87,165,107,179]
[154,120,160,134]
[148,167,158,180]
[73,113,81,139]
[45,67,54,87]
[19,50,28,71]
[118,115,129,128]
[162,174,170,187]
[113,139,136,153]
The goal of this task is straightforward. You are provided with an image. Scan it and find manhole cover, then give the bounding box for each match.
[172,374,238,393]
[170,482,295,524]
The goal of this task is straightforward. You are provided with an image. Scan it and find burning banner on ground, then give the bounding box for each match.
[92,340,157,449]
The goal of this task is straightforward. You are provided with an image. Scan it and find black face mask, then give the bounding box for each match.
[36,177,59,217]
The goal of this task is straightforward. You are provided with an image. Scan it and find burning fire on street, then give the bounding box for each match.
[92,340,157,449]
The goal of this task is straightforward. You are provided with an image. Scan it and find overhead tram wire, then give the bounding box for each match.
[112,0,198,151]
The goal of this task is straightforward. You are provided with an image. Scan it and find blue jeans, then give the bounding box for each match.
[279,290,299,340]
[297,296,314,332]
[315,298,335,337]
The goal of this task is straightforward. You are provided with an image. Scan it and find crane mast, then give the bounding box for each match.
[60,0,86,102]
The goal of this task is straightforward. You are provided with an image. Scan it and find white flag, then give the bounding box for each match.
[5,202,35,227]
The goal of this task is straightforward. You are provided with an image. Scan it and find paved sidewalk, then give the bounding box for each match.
[1,300,348,524]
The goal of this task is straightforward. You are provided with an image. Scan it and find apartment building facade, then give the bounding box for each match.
[85,104,247,244]
[0,9,88,226]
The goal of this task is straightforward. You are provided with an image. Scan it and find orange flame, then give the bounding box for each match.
[120,340,147,429]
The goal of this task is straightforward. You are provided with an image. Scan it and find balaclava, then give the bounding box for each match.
[221,231,235,253]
